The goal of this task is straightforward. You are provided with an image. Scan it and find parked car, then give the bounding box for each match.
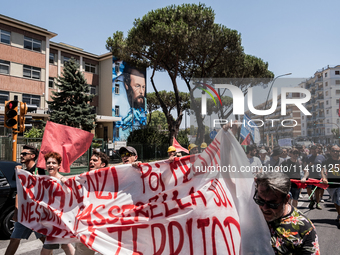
[110,150,122,163]
[0,161,21,238]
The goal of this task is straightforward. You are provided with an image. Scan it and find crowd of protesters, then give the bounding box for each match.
[249,142,340,224]
[7,137,340,255]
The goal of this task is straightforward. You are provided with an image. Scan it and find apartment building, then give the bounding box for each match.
[299,65,340,144]
[245,93,301,144]
[0,14,143,141]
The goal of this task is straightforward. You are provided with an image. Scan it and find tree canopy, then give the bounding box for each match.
[147,110,168,130]
[47,58,96,132]
[106,3,273,144]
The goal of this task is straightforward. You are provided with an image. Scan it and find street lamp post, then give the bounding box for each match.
[262,73,292,145]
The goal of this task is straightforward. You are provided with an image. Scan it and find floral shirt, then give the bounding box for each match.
[267,207,320,255]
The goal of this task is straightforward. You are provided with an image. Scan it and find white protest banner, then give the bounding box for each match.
[16,130,273,255]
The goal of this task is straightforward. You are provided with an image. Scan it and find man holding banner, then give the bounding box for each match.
[74,151,110,255]
[15,125,276,254]
[321,145,340,229]
[5,145,46,255]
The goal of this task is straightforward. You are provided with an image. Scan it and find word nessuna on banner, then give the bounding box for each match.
[17,158,240,254]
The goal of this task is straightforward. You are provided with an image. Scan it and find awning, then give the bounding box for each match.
[96,115,121,123]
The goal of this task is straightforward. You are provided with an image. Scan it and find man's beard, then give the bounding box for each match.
[132,96,145,109]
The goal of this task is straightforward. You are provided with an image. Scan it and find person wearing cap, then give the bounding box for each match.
[168,146,180,162]
[303,145,326,210]
[200,142,207,152]
[263,146,285,171]
[254,171,320,254]
[258,149,270,165]
[188,144,199,155]
[119,146,140,165]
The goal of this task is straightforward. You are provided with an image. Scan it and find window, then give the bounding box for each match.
[326,109,329,114]
[22,94,40,107]
[0,29,10,44]
[302,131,305,136]
[0,60,10,74]
[115,83,119,94]
[302,123,304,127]
[63,56,70,64]
[0,91,9,104]
[337,90,340,95]
[336,80,340,85]
[23,65,41,79]
[325,72,328,78]
[115,128,119,138]
[336,71,340,75]
[337,109,339,114]
[85,63,96,73]
[24,36,41,52]
[327,119,329,123]
[115,105,119,116]
[327,128,330,133]
[91,107,96,114]
[326,100,329,105]
[90,85,96,95]
[325,82,328,87]
[302,116,304,120]
[49,53,55,64]
[115,62,120,74]
[49,77,54,88]
[337,99,340,104]
[326,91,328,96]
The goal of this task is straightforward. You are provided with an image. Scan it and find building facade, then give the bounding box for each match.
[245,93,301,145]
[299,65,340,144]
[0,14,145,141]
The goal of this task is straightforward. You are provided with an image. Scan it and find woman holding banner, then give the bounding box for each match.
[40,152,75,255]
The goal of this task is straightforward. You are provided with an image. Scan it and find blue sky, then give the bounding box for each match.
[2,0,340,110]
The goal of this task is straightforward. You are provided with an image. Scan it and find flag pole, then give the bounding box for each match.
[308,186,318,200]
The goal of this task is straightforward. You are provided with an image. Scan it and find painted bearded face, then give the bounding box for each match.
[125,69,146,109]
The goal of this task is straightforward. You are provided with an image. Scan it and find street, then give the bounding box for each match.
[0,190,338,254]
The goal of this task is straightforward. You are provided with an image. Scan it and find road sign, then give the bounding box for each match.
[210,130,217,140]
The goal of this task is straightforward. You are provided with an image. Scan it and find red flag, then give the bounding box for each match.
[241,133,251,145]
[290,178,328,189]
[37,121,94,173]
[172,137,189,154]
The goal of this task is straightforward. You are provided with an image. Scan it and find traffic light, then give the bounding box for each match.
[4,100,18,129]
[18,102,38,133]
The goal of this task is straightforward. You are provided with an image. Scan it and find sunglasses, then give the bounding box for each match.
[20,152,32,156]
[253,190,284,209]
[120,152,135,157]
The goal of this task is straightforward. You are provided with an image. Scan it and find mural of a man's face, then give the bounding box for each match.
[125,69,146,109]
